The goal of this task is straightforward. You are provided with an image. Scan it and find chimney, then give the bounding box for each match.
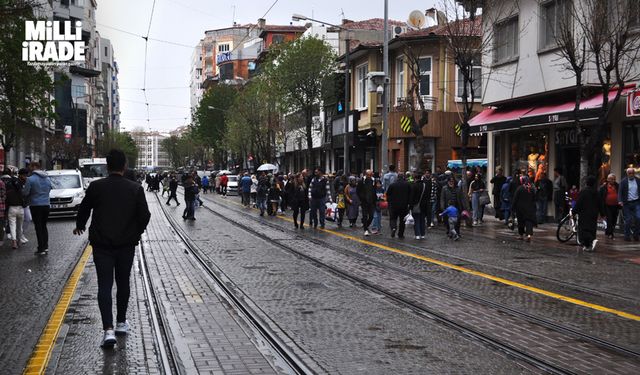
[257,18,266,29]
[425,8,438,26]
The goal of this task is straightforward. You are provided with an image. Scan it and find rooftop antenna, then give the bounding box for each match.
[340,8,345,20]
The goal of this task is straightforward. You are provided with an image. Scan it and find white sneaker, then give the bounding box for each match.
[591,239,598,252]
[415,236,420,240]
[420,236,425,239]
[364,230,370,236]
[115,320,129,335]
[102,329,117,347]
[20,237,28,244]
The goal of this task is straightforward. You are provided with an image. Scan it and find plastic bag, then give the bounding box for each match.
[404,212,415,225]
[325,202,338,221]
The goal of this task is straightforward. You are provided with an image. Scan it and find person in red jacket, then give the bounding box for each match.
[220,173,229,197]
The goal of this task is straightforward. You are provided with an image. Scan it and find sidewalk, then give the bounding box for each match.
[460,215,640,264]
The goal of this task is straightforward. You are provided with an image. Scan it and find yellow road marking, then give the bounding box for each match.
[23,245,92,375]
[222,198,640,322]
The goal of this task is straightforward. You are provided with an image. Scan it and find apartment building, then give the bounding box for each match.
[131,131,171,170]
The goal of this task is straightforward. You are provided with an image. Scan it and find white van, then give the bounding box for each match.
[48,169,85,217]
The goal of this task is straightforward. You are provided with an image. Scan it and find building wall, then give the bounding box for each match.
[132,132,170,169]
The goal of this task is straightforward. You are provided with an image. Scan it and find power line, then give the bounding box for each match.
[120,86,190,90]
[120,98,190,109]
[230,0,280,54]
[96,23,195,49]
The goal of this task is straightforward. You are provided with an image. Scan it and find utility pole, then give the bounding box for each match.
[343,35,350,173]
[381,0,389,175]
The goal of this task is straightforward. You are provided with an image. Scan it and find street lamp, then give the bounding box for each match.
[292,13,352,174]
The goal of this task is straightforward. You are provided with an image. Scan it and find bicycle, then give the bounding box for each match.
[556,194,580,244]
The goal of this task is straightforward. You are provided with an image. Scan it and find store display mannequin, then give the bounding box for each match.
[528,146,540,170]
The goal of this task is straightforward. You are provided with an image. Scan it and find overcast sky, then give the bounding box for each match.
[96,0,437,132]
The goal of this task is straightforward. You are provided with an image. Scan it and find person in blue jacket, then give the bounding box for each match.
[23,162,52,255]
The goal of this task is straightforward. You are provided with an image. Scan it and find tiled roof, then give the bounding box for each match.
[398,16,482,38]
[341,18,405,30]
[261,25,307,33]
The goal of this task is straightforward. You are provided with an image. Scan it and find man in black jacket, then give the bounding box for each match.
[73,149,151,348]
[357,169,376,236]
[386,174,412,238]
[166,175,180,206]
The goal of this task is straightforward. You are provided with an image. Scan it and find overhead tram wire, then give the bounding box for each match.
[96,23,195,49]
[229,0,280,55]
[143,0,158,129]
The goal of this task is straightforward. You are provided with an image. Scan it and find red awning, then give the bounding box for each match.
[469,85,636,131]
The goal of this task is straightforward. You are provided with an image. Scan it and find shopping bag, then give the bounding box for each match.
[478,191,491,206]
[404,212,415,225]
[325,202,338,221]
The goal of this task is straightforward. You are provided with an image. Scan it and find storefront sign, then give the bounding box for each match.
[555,128,581,145]
[216,52,231,64]
[627,90,640,117]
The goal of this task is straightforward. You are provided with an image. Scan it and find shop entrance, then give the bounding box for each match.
[558,146,580,188]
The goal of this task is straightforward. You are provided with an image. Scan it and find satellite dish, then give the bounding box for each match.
[407,10,426,30]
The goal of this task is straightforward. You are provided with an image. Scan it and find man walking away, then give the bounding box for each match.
[183,175,198,220]
[386,174,411,238]
[256,172,270,216]
[618,168,640,242]
[575,176,604,251]
[382,165,398,192]
[73,149,151,348]
[220,173,228,197]
[23,162,51,255]
[308,168,331,229]
[240,172,252,207]
[512,176,537,242]
[5,169,28,249]
[357,169,377,236]
[166,175,180,206]
[490,167,506,220]
[535,172,553,224]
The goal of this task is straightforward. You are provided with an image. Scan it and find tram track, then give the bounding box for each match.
[138,240,181,375]
[153,193,315,375]
[181,192,640,374]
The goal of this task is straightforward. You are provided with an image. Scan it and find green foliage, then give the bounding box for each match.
[192,84,237,152]
[0,0,56,166]
[97,131,138,168]
[262,37,336,152]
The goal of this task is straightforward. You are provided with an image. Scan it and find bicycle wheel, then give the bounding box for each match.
[556,216,575,242]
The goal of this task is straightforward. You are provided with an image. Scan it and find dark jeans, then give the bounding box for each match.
[30,206,49,251]
[292,206,306,227]
[413,210,426,236]
[361,203,375,231]
[183,199,195,219]
[604,205,619,236]
[310,198,326,227]
[622,199,640,239]
[93,247,135,330]
[493,194,503,219]
[242,192,251,206]
[536,199,548,224]
[389,207,408,236]
[166,191,179,205]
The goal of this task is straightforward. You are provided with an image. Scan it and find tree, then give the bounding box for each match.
[262,37,336,169]
[0,0,56,168]
[161,135,183,169]
[192,84,237,159]
[438,0,518,192]
[96,131,138,168]
[553,0,640,182]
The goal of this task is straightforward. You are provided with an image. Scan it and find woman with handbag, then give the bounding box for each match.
[469,173,487,226]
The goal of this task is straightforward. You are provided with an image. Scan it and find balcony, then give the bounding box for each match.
[393,96,437,112]
[70,63,101,77]
[95,95,104,107]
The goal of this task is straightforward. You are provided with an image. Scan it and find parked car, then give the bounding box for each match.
[48,169,85,218]
[226,175,239,195]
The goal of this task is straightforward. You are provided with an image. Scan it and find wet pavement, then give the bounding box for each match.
[10,189,640,374]
[0,218,87,375]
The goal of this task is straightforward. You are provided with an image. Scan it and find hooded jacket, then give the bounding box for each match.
[23,170,52,206]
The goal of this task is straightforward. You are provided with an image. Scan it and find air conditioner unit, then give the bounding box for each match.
[392,26,407,38]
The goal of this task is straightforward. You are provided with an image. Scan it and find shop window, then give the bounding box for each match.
[510,130,549,182]
[623,124,640,173]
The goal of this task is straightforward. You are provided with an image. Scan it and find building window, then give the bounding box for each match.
[355,63,369,109]
[456,65,482,101]
[540,0,570,50]
[71,84,86,99]
[272,34,285,45]
[395,57,404,104]
[104,46,108,57]
[631,0,640,28]
[218,44,230,52]
[418,57,432,97]
[493,16,519,64]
